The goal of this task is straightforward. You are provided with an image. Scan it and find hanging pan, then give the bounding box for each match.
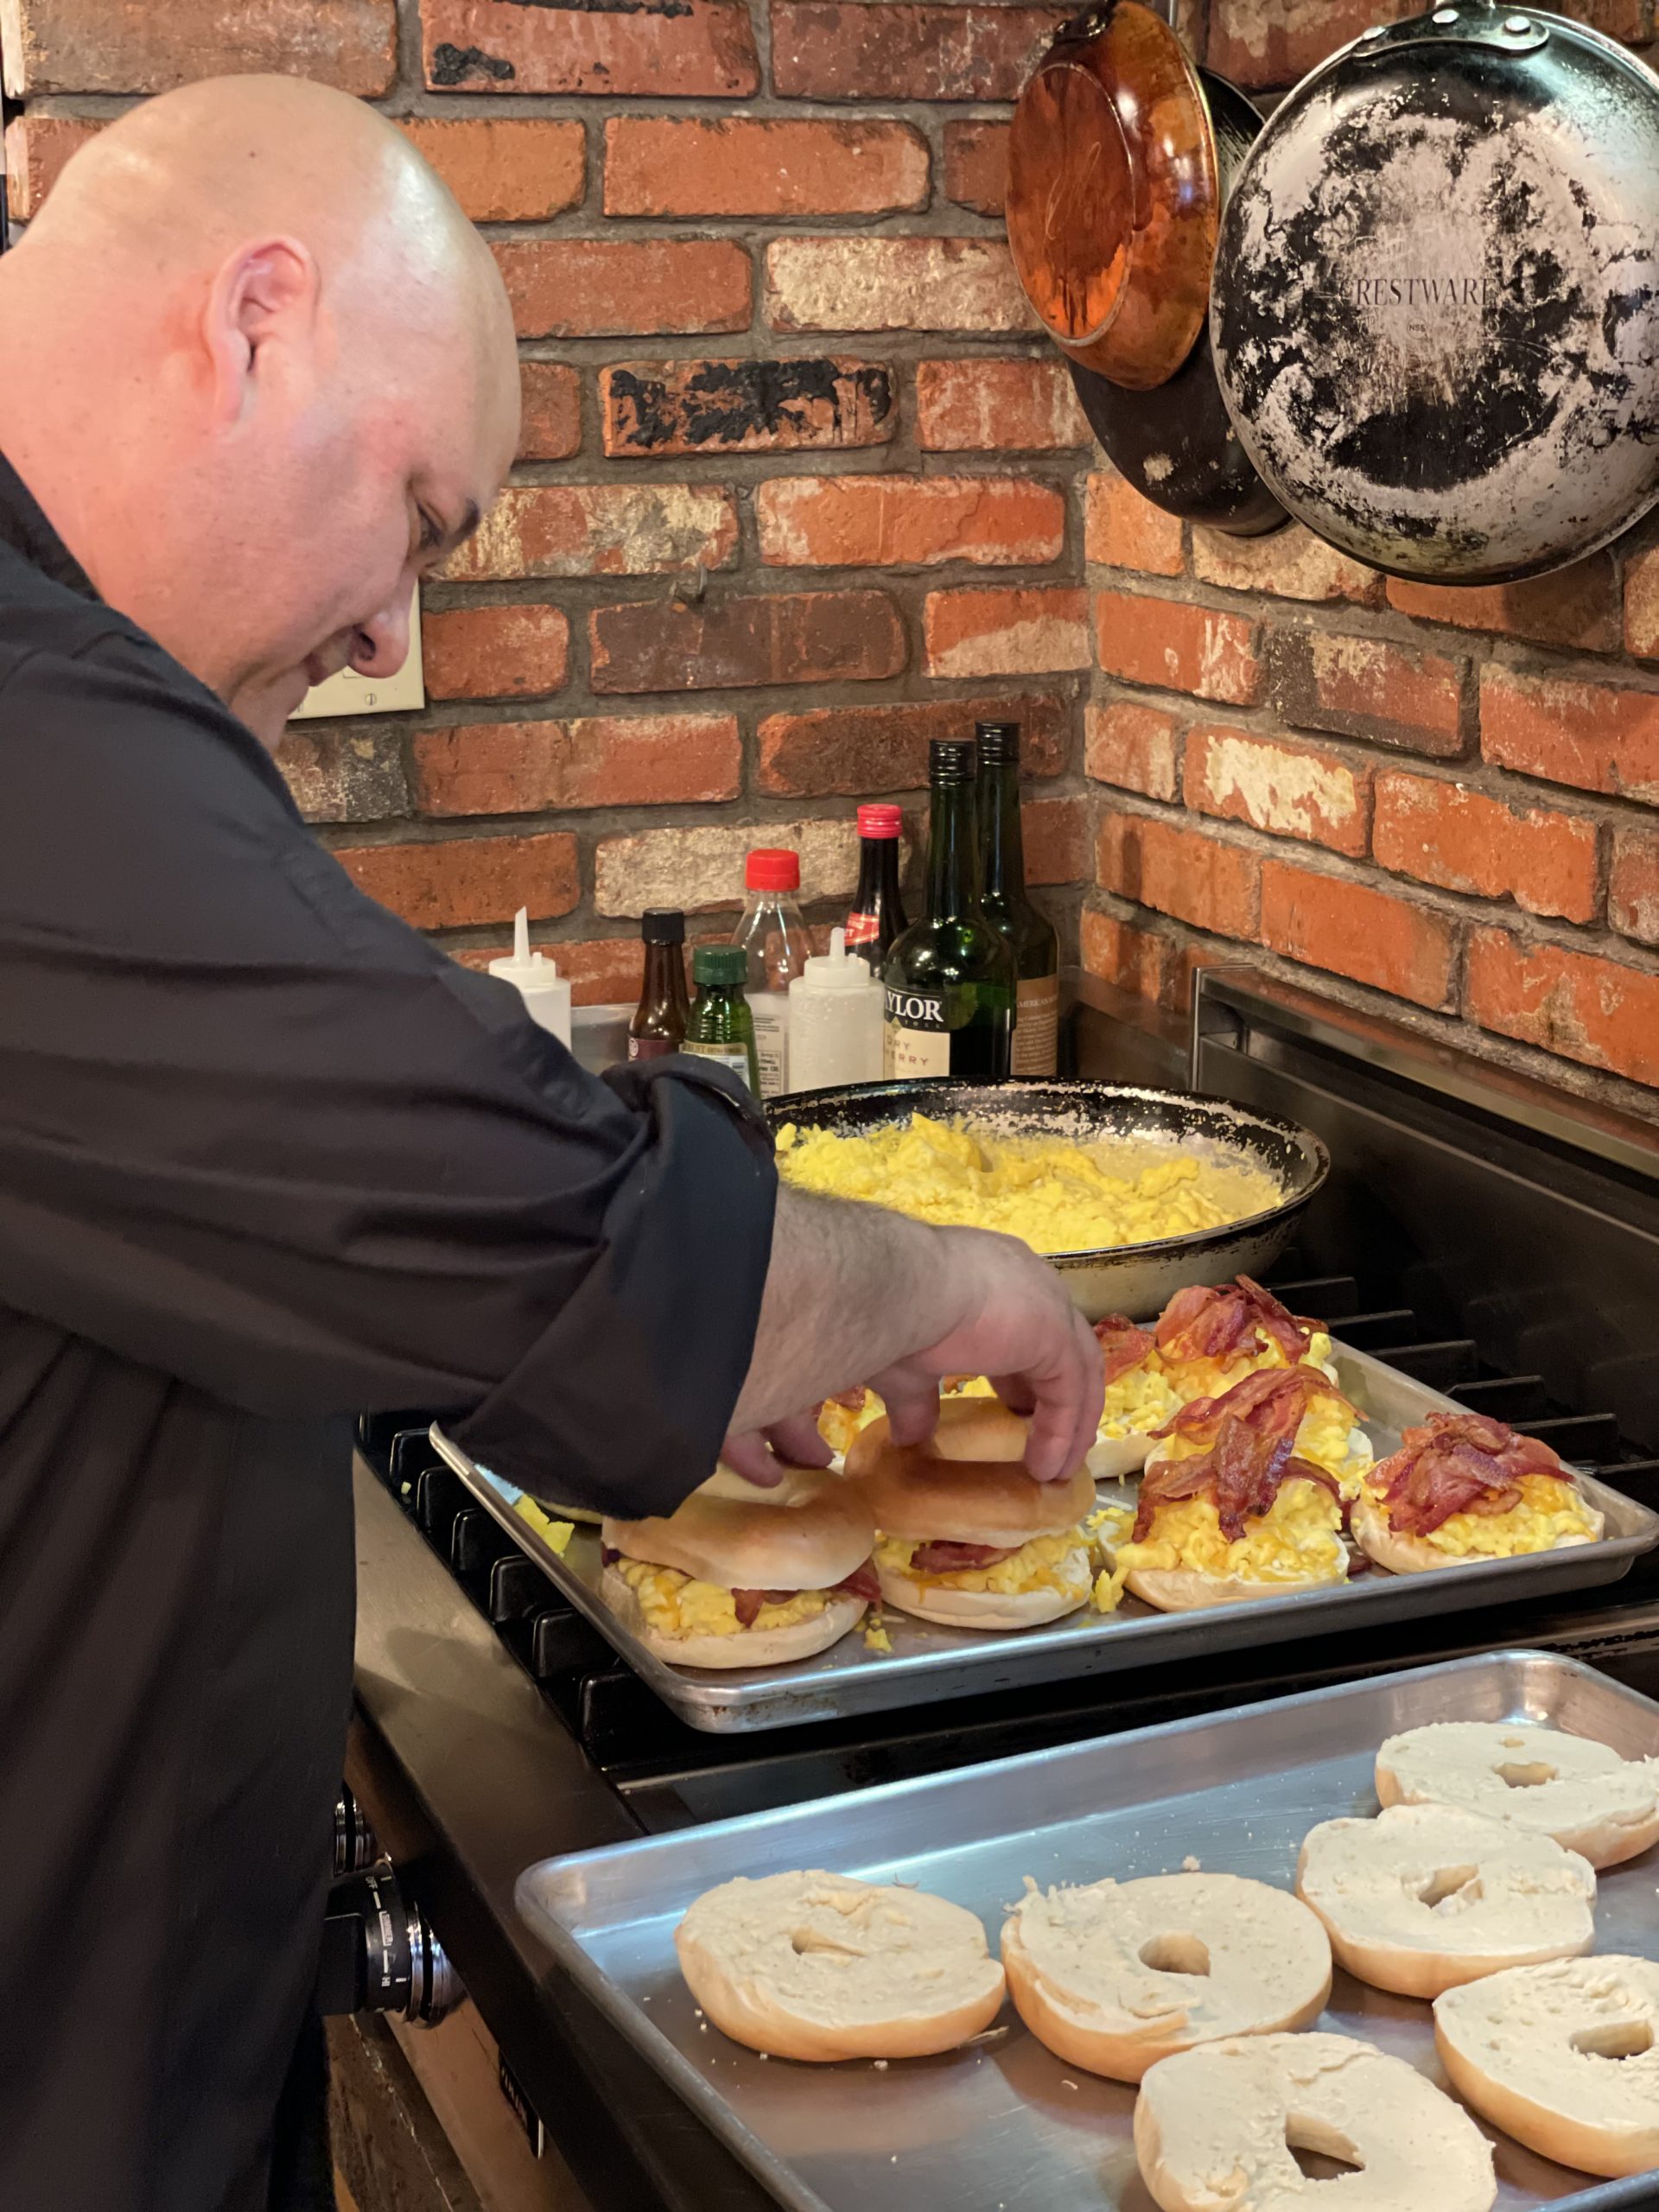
[1007,4,1286,535]
[1065,68,1287,537]
[1210,3,1659,584]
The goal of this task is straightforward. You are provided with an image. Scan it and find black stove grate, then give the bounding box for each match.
[354,1248,1659,1830]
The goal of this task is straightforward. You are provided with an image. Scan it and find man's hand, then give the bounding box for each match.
[866,1226,1103,1481]
[720,1413,833,1488]
[730,1190,1104,1486]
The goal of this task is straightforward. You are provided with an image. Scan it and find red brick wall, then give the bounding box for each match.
[1080,0,1659,1121]
[2,0,1091,1017]
[7,0,1659,1119]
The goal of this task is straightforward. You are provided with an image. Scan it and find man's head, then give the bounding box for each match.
[0,77,519,745]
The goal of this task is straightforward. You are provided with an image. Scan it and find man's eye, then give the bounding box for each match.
[417,509,443,554]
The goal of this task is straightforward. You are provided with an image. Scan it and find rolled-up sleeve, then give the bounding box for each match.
[0,645,778,1518]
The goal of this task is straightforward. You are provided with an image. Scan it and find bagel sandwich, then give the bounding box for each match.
[1154,1274,1340,1402]
[845,1396,1096,1630]
[1096,1370,1361,1612]
[601,1464,877,1669]
[1351,1410,1604,1573]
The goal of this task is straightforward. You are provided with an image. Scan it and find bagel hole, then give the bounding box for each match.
[1417,1864,1480,1911]
[1287,2125,1364,2182]
[1496,1760,1556,1789]
[1138,1932,1211,1978]
[1572,2021,1654,2062]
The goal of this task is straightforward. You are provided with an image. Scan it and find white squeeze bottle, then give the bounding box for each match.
[487,906,573,1050]
[733,848,807,1097]
[787,927,884,1090]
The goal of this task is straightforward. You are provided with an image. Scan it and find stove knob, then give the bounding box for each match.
[318,1861,463,2029]
[333,1783,378,1877]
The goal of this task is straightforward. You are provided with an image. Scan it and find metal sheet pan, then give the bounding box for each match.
[516,1651,1659,2212]
[429,1343,1659,1736]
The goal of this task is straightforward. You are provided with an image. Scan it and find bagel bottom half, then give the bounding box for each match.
[601,1567,863,1669]
[1001,1872,1332,2083]
[1434,1955,1659,2180]
[874,1544,1092,1631]
[675,1870,1005,2062]
[1122,1560,1341,1611]
[1134,2031,1497,2212]
[1351,1494,1603,1575]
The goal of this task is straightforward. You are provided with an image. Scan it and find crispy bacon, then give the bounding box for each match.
[1133,1413,1342,1545]
[731,1586,799,1627]
[835,1560,882,1604]
[908,1539,1016,1574]
[1093,1313,1157,1384]
[1152,1364,1357,1452]
[1155,1275,1320,1369]
[1370,1411,1567,1538]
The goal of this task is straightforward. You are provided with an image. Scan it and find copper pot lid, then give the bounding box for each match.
[1007,1,1220,393]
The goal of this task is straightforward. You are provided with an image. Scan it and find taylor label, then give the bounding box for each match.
[884,984,950,1078]
[1012,973,1059,1077]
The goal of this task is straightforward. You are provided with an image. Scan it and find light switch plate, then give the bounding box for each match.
[289,586,424,720]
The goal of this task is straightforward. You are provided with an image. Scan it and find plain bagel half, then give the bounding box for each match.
[1134,2031,1497,2212]
[1434,1955,1659,2180]
[674,1870,1005,2063]
[1001,1872,1332,2082]
[1296,1802,1597,1999]
[1376,1720,1659,1870]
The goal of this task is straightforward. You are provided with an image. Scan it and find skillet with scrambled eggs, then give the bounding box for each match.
[776,1112,1281,1258]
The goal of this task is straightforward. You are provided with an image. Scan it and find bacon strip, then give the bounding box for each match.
[1093,1313,1157,1384]
[908,1539,1017,1574]
[731,1586,800,1627]
[1155,1275,1320,1368]
[836,1561,881,1604]
[1134,1414,1342,1544]
[1370,1411,1568,1538]
[1152,1364,1357,1452]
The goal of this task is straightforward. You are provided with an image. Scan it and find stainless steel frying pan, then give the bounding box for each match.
[766,1078,1329,1321]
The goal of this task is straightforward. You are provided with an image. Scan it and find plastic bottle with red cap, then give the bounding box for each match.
[844,804,909,976]
[733,847,808,1097]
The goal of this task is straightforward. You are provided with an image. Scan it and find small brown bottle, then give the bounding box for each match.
[627,908,690,1060]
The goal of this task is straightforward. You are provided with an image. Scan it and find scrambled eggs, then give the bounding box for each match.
[775,1113,1281,1258]
[876,1530,1093,1600]
[1363,1471,1599,1560]
[610,1557,833,1640]
[1092,1478,1348,1612]
[1151,1390,1372,1495]
[818,1389,887,1458]
[1163,1326,1338,1407]
[512,1496,575,1554]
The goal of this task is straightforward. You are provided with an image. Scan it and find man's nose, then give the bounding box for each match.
[350,594,412,680]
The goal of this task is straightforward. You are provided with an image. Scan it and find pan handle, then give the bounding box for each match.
[1345,5,1548,60]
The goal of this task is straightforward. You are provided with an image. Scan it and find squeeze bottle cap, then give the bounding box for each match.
[802,927,879,993]
[488,907,573,1046]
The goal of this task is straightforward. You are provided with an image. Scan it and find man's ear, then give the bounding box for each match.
[203,236,319,426]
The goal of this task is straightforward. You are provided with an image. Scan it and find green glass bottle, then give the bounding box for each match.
[882,739,1015,1081]
[977,719,1060,1077]
[684,944,760,1092]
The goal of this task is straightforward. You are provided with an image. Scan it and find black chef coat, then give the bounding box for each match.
[0,453,777,2212]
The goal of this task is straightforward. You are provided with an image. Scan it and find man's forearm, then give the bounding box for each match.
[730,1186,974,1433]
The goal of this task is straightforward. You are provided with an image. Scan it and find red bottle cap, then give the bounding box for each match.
[745,848,800,891]
[855,804,903,839]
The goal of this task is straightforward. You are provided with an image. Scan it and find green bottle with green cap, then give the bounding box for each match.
[684,944,760,1093]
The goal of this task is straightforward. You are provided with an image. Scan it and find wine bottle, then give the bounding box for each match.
[882,740,1014,1080]
[977,720,1060,1077]
[844,804,908,973]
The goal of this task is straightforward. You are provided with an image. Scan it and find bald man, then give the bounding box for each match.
[0,76,1101,2212]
